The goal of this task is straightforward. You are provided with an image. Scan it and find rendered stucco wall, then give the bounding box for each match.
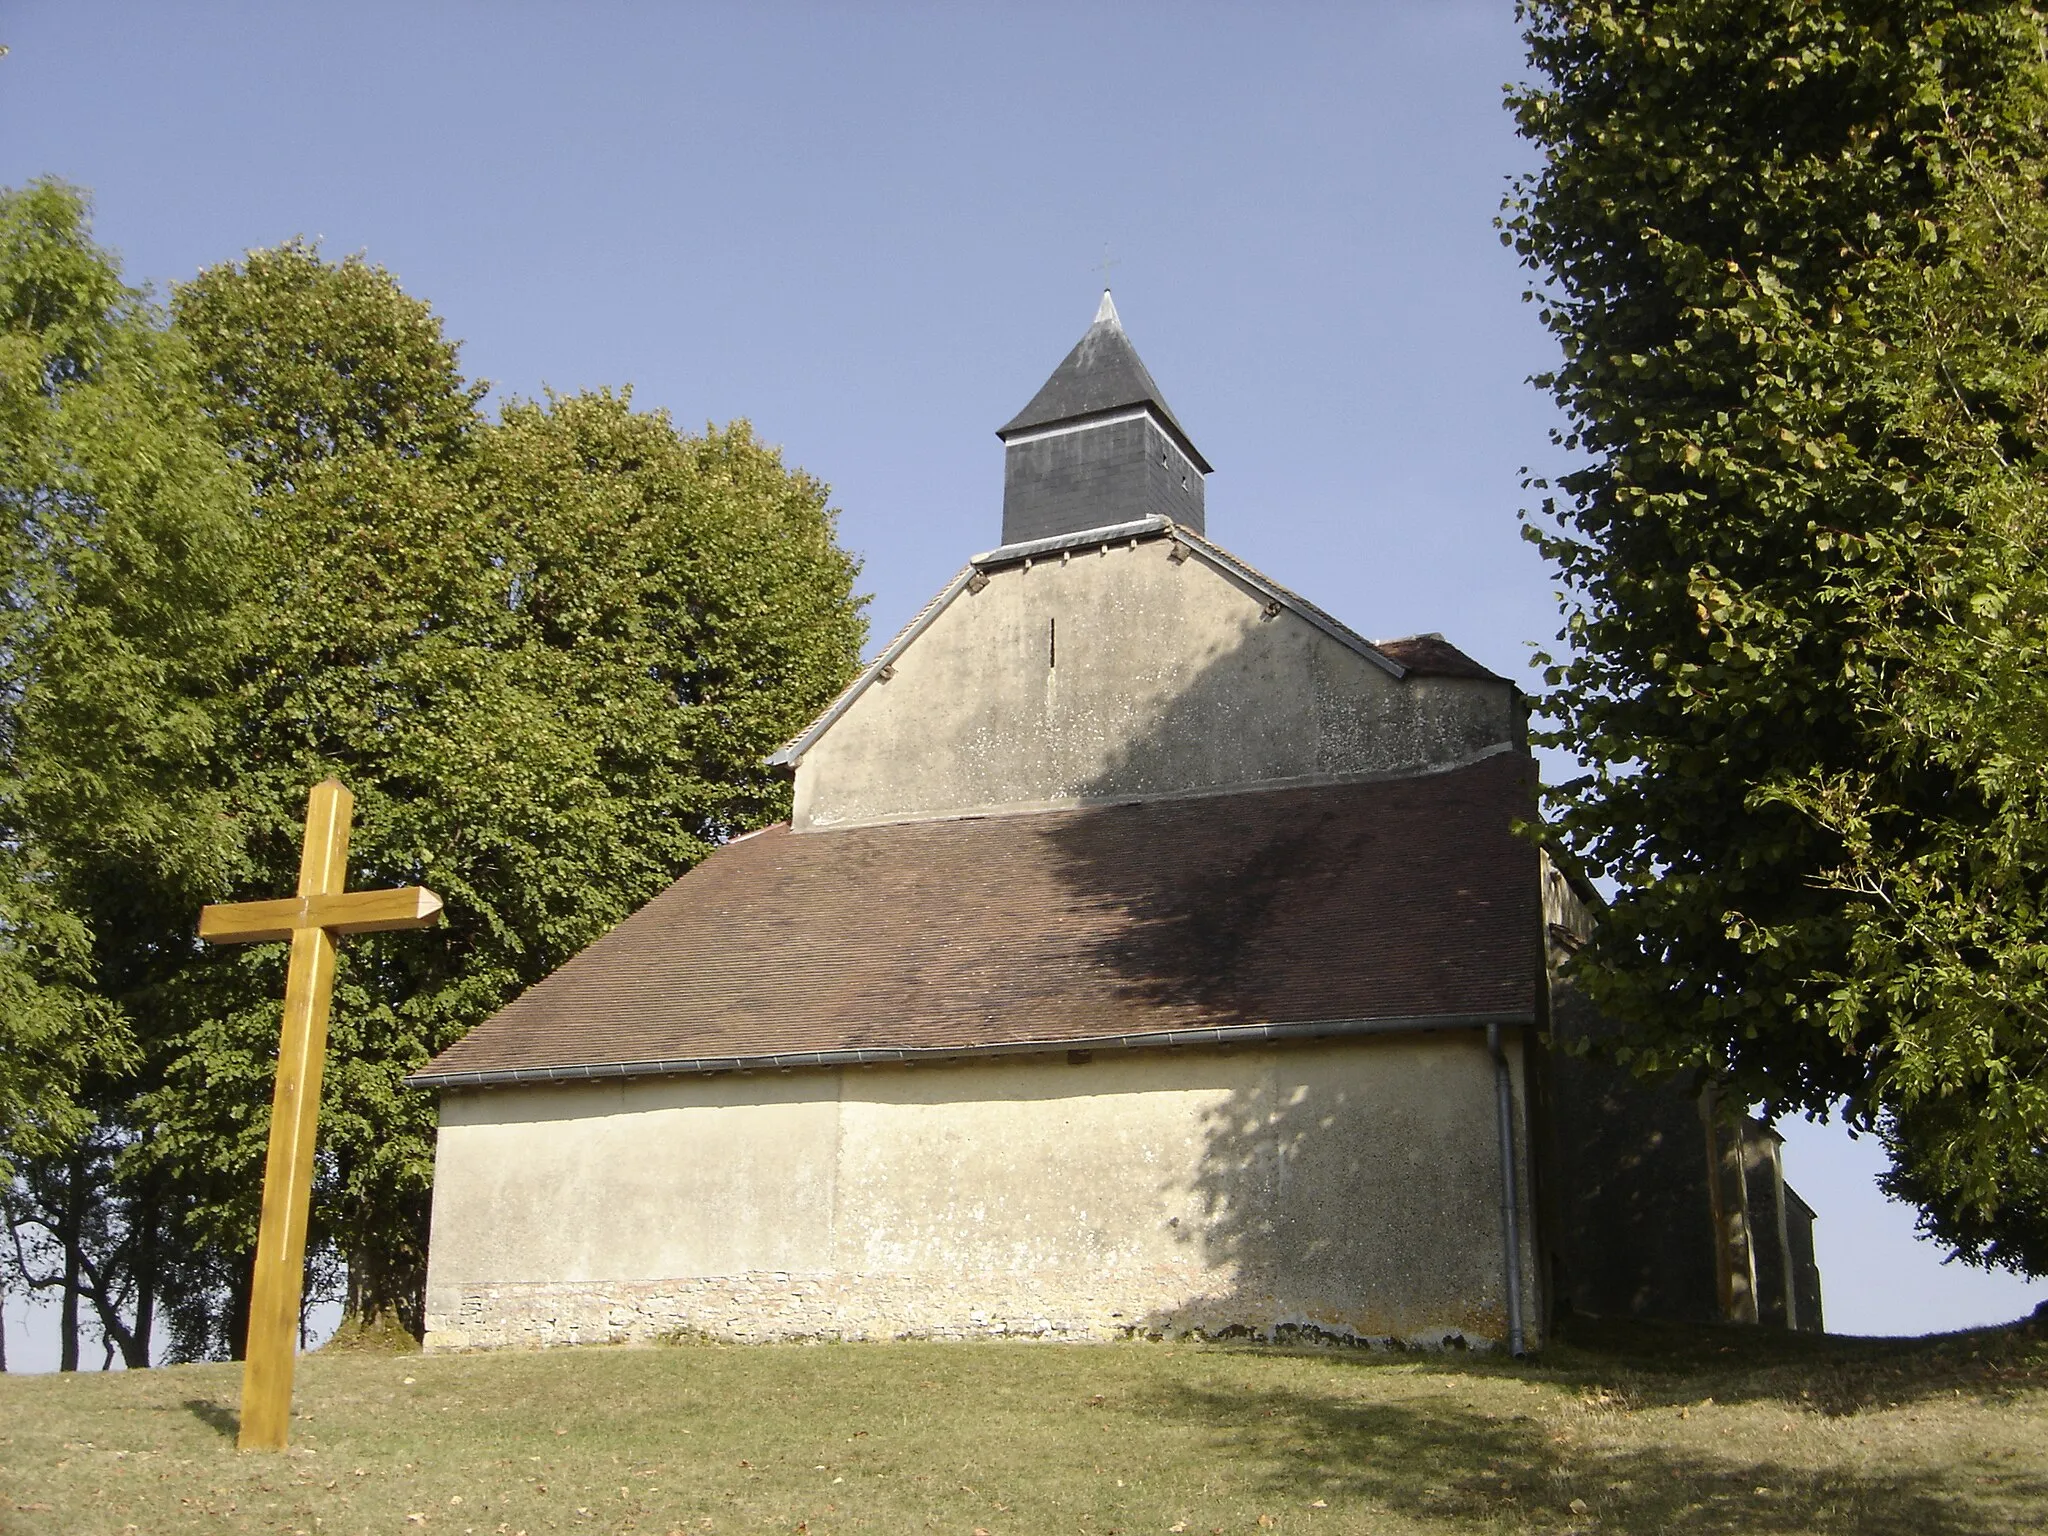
[422,1036,1542,1352]
[791,540,1519,831]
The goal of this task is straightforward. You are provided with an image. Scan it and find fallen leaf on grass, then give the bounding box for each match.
[1259,1518,1277,1529]
[15,1504,54,1513]
[1309,1500,1327,1508]
[1568,1498,1589,1515]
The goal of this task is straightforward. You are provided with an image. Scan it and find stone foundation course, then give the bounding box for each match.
[424,1270,1506,1353]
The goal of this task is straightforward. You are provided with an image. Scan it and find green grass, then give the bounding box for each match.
[3,1315,2046,1535]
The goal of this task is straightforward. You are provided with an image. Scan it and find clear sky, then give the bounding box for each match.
[0,2,2040,1368]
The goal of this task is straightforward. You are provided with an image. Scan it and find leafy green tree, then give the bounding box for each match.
[0,179,250,1365]
[1790,169,2048,1271]
[149,247,867,1338]
[2,219,866,1359]
[1507,1,2048,1270]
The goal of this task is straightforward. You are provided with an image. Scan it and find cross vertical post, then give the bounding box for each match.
[240,779,348,1450]
[198,779,442,1451]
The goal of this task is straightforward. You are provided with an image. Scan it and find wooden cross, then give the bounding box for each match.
[198,779,442,1451]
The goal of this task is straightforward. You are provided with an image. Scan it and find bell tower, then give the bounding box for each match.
[995,291,1210,544]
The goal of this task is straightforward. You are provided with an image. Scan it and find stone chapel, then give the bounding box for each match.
[411,294,1823,1352]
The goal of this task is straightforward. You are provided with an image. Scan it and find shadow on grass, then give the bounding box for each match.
[1213,1312,2048,1422]
[1142,1367,2045,1536]
[182,1398,239,1441]
[1523,1313,2048,1418]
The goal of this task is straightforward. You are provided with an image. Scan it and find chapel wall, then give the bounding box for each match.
[1539,975,1725,1326]
[422,1036,1542,1352]
[791,540,1521,831]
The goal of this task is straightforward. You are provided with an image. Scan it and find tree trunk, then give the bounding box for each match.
[227,1251,254,1362]
[125,1194,156,1370]
[343,1246,426,1342]
[342,1196,430,1343]
[58,1156,83,1373]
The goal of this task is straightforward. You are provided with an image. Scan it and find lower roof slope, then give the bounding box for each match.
[1372,633,1506,682]
[413,752,1540,1088]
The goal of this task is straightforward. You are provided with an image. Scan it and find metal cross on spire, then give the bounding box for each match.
[1096,243,1120,289]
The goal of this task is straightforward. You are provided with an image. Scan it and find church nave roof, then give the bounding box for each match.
[411,751,1539,1090]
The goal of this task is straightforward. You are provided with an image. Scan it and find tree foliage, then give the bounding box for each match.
[2,209,867,1362]
[1508,1,2048,1270]
[0,179,251,1365]
[0,180,246,1165]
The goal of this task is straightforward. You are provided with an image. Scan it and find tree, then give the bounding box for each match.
[144,247,867,1339]
[0,221,866,1360]
[1799,189,2048,1271]
[1506,1,2048,1271]
[0,179,250,1367]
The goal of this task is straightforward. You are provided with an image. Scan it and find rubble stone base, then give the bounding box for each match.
[421,1270,1503,1353]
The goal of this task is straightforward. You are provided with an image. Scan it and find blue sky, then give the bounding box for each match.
[1,2,2040,1365]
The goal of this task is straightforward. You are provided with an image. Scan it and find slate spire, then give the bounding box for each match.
[995,291,1209,545]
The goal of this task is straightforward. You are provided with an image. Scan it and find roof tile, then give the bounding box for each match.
[416,753,1540,1083]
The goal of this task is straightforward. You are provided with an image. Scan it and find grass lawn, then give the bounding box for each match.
[2,1315,2045,1535]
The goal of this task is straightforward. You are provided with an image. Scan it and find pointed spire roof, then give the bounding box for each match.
[997,291,1211,472]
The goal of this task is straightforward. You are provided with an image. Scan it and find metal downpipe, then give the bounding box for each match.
[1488,1021,1528,1356]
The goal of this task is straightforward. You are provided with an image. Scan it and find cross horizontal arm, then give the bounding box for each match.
[199,887,443,945]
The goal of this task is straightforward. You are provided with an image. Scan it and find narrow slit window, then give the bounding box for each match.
[1048,616,1057,668]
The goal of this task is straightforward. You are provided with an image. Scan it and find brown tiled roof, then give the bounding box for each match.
[413,753,1540,1086]
[1372,633,1507,682]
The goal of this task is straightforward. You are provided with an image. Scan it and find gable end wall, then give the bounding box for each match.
[793,539,1520,830]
